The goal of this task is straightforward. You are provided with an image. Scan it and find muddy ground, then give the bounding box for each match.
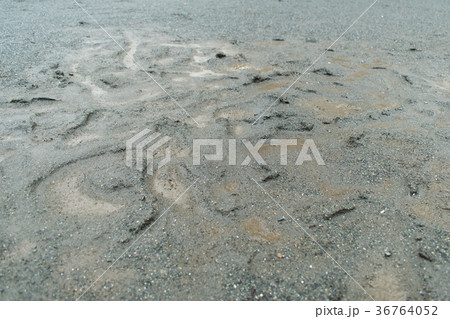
[0,0,449,300]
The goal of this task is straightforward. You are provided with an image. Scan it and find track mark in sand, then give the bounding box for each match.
[63,111,102,146]
[66,111,99,135]
[67,62,105,99]
[324,205,356,220]
[129,215,157,235]
[49,174,121,217]
[29,147,125,194]
[189,69,224,78]
[66,133,102,147]
[193,55,209,64]
[33,153,126,217]
[9,97,58,104]
[149,166,193,209]
[368,267,407,300]
[242,217,281,242]
[123,35,139,70]
[81,76,106,98]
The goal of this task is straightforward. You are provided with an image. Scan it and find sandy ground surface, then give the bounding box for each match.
[0,0,449,300]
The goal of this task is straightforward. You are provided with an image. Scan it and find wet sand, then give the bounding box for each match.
[0,0,449,300]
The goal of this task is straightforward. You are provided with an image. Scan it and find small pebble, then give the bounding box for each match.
[215,52,226,59]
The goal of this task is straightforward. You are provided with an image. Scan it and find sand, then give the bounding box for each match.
[0,0,448,300]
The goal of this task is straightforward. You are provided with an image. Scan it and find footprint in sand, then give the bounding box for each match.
[48,174,120,216]
[35,154,134,217]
